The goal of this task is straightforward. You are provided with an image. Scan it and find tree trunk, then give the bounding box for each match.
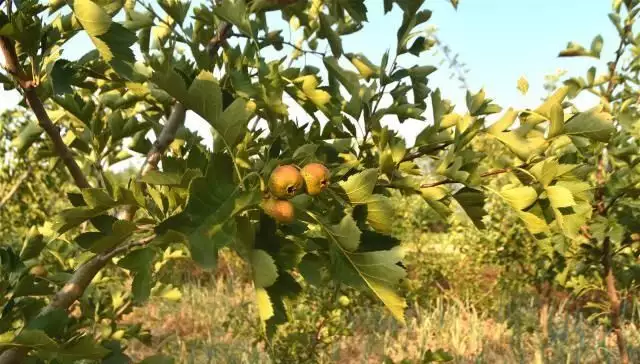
[603,237,629,364]
[537,282,551,343]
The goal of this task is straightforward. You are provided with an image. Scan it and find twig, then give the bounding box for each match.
[0,167,31,210]
[139,103,186,177]
[0,36,90,189]
[207,22,234,57]
[400,143,450,163]
[120,103,186,221]
[228,32,326,57]
[419,162,528,189]
[0,234,155,363]
[605,26,629,101]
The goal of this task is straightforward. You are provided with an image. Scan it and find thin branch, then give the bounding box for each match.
[0,235,155,363]
[605,28,629,101]
[207,22,234,57]
[0,167,31,210]
[228,32,327,57]
[400,143,450,163]
[0,36,90,189]
[139,103,186,177]
[419,162,529,189]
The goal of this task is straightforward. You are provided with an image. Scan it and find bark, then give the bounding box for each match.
[537,282,551,342]
[603,237,630,364]
[0,168,31,209]
[0,37,90,189]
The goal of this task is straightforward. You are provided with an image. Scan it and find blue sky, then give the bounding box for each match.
[0,1,618,152]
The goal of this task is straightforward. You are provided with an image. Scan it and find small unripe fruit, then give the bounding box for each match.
[29,265,47,278]
[338,295,350,307]
[262,198,295,223]
[301,163,330,196]
[268,165,304,199]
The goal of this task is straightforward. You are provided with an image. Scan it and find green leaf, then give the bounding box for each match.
[20,226,45,260]
[453,187,487,229]
[50,60,75,95]
[118,247,156,303]
[563,110,615,142]
[251,249,278,288]
[139,354,175,364]
[12,121,43,154]
[329,215,361,252]
[59,335,110,360]
[521,86,570,125]
[338,169,378,205]
[493,131,547,161]
[328,242,407,323]
[213,0,252,37]
[76,220,136,254]
[216,98,253,147]
[3,330,58,351]
[365,195,394,234]
[156,155,261,269]
[13,275,54,297]
[324,56,360,95]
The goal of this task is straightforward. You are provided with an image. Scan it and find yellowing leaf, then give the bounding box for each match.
[74,0,112,36]
[294,75,331,108]
[255,288,274,321]
[338,169,378,205]
[517,76,529,95]
[365,195,394,234]
[488,108,518,134]
[518,211,550,234]
[546,185,576,208]
[500,186,537,211]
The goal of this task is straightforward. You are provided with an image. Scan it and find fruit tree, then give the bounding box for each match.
[0,0,637,363]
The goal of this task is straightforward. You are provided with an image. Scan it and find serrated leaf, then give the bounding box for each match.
[546,186,576,209]
[255,287,274,321]
[563,110,614,142]
[314,215,406,322]
[365,195,393,234]
[213,0,252,37]
[20,226,45,260]
[338,169,378,205]
[518,211,550,235]
[251,249,278,288]
[330,215,361,252]
[73,0,112,36]
[500,186,538,211]
[156,154,261,269]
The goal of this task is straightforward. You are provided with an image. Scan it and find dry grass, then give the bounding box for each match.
[120,274,640,363]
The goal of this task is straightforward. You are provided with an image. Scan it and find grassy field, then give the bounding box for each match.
[119,243,640,364]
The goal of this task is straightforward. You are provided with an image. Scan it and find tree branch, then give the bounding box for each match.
[121,103,186,221]
[0,235,155,363]
[0,36,90,189]
[207,22,234,57]
[419,162,528,189]
[0,167,31,210]
[139,103,186,177]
